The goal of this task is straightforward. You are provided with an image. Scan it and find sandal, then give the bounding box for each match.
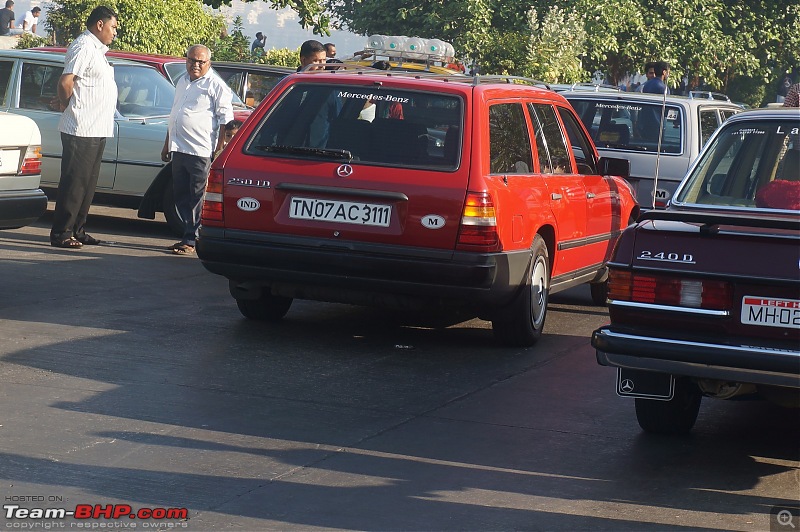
[168,242,184,250]
[51,236,83,249]
[76,234,102,245]
[172,244,195,255]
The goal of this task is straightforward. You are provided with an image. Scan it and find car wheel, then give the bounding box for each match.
[492,234,549,347]
[161,183,183,237]
[590,280,608,306]
[634,378,702,434]
[236,292,293,322]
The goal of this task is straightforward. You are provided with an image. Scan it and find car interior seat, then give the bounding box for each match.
[597,123,630,147]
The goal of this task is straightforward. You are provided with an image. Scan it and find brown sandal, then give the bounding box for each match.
[51,237,83,249]
[172,244,195,255]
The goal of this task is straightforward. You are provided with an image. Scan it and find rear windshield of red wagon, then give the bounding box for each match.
[244,83,464,170]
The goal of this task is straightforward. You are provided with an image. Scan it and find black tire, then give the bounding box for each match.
[492,235,549,347]
[635,378,702,434]
[161,183,183,237]
[590,280,608,306]
[236,292,293,322]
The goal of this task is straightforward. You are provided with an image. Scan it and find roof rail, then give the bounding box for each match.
[688,90,731,102]
[566,82,621,92]
[467,75,551,89]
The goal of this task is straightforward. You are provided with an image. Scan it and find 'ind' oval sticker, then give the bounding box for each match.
[237,197,260,211]
[421,215,445,229]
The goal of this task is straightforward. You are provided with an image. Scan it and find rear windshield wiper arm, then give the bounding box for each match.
[258,145,353,161]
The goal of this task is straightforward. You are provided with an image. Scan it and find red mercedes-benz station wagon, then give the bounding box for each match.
[197,68,638,346]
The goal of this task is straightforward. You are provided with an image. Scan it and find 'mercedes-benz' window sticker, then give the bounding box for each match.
[337,91,410,104]
[596,103,642,112]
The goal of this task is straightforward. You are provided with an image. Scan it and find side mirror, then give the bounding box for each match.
[598,156,630,178]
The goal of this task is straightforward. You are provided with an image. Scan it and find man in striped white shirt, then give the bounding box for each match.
[51,5,118,248]
[161,44,233,255]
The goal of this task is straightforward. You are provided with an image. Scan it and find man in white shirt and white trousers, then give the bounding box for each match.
[161,44,233,255]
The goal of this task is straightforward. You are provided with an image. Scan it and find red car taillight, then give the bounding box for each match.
[19,146,42,176]
[456,191,501,252]
[201,168,224,225]
[608,270,733,310]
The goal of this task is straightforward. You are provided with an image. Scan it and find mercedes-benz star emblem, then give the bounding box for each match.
[336,164,353,177]
[620,379,635,393]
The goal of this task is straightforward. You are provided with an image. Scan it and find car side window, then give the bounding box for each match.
[19,62,63,111]
[527,103,553,173]
[488,103,533,174]
[0,60,13,107]
[248,73,284,106]
[529,103,571,174]
[557,107,598,175]
[699,108,720,148]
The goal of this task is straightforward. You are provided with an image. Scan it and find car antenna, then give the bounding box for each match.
[652,82,668,209]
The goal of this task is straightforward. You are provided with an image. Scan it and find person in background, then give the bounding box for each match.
[50,5,118,249]
[642,61,670,94]
[636,62,655,92]
[17,5,40,34]
[777,75,793,104]
[251,31,266,54]
[214,119,242,158]
[324,42,342,64]
[161,44,233,255]
[783,83,799,108]
[297,39,327,71]
[0,0,17,35]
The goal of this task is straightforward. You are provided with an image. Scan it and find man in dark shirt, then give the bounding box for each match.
[0,0,16,36]
[642,61,670,94]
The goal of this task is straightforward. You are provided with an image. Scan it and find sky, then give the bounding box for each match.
[13,0,366,55]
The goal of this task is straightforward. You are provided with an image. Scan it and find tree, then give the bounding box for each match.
[524,6,587,83]
[203,0,331,36]
[329,0,796,99]
[45,0,226,55]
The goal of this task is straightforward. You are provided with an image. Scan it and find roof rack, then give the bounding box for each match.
[564,82,621,92]
[688,90,731,102]
[467,75,551,89]
[299,68,555,90]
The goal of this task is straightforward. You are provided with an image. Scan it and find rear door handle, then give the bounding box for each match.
[551,193,562,200]
[587,192,596,199]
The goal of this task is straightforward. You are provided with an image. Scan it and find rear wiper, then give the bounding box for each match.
[258,145,353,161]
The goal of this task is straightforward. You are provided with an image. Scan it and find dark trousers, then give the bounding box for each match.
[171,151,211,247]
[51,133,106,242]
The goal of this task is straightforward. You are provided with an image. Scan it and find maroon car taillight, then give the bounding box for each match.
[19,145,42,175]
[608,270,733,310]
[456,191,501,252]
[201,168,224,225]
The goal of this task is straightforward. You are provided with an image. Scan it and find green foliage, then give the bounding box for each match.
[524,6,587,83]
[44,0,226,54]
[13,33,51,49]
[211,16,251,61]
[330,0,796,97]
[253,47,300,68]
[727,75,768,108]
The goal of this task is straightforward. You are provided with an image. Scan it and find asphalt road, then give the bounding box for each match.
[0,206,798,531]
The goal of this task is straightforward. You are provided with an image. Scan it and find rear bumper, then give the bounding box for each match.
[197,226,531,309]
[592,327,800,388]
[0,189,48,229]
